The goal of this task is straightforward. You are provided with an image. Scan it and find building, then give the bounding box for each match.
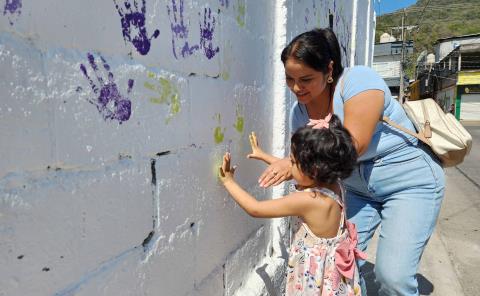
[414,33,480,121]
[373,33,414,98]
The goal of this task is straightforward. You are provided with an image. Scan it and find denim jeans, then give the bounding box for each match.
[345,143,445,296]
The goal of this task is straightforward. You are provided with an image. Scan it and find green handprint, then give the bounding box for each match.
[221,40,233,81]
[213,113,225,144]
[144,71,181,124]
[233,104,244,134]
[235,0,245,28]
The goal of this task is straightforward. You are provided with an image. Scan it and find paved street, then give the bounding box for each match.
[364,125,480,295]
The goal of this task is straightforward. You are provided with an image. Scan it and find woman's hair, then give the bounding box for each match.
[281,28,343,82]
[290,114,357,185]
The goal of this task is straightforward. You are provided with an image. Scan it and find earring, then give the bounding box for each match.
[327,76,334,84]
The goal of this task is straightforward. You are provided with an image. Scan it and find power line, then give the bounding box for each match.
[414,0,432,31]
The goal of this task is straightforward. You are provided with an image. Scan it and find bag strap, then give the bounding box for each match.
[382,115,432,146]
[340,68,351,99]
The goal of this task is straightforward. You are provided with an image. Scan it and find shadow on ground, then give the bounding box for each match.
[363,262,435,295]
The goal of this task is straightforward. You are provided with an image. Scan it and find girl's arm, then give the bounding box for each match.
[219,152,310,218]
[246,132,281,164]
[343,90,384,156]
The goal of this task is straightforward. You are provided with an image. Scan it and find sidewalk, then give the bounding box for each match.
[460,120,480,127]
[363,166,480,295]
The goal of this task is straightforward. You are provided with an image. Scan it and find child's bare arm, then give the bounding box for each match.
[219,152,312,218]
[246,132,282,165]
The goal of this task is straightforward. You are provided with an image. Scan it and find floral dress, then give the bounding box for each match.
[286,186,365,296]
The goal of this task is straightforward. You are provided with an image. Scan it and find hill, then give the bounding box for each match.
[376,0,480,76]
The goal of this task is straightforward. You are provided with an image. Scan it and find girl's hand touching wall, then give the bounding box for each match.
[219,152,236,184]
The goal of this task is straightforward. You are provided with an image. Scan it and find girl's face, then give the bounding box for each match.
[284,58,331,105]
[290,153,315,188]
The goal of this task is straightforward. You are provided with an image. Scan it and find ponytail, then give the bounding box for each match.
[281,28,344,83]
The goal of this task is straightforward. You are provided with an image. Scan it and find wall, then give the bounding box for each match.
[0,1,374,295]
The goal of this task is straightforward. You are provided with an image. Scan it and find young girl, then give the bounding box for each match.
[219,114,365,296]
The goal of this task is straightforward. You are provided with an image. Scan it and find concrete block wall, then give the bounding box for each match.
[0,1,374,295]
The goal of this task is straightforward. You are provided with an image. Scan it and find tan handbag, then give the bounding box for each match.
[383,98,472,167]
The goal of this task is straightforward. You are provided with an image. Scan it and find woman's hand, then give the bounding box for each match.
[219,152,236,184]
[247,132,266,161]
[246,131,282,165]
[258,157,292,187]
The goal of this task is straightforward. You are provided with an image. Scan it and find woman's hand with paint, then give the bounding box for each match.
[246,132,267,161]
[219,152,236,184]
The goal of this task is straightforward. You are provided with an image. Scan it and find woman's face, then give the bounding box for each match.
[284,58,331,105]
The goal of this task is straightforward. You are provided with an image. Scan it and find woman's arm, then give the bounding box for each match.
[246,131,291,187]
[343,89,384,156]
[258,158,292,187]
[246,132,281,165]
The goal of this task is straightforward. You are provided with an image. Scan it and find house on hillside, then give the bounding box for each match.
[372,32,414,98]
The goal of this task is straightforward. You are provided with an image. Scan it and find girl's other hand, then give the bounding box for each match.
[258,158,292,187]
[219,152,236,184]
[246,132,265,160]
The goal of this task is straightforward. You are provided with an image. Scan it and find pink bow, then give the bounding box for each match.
[335,221,367,279]
[306,113,332,129]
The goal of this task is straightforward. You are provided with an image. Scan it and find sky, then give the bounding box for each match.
[375,0,418,16]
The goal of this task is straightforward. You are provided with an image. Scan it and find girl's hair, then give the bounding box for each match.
[281,28,343,82]
[291,114,357,185]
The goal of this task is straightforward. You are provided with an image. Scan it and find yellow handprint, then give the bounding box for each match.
[144,71,181,124]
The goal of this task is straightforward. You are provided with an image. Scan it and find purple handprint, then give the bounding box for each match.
[199,8,220,60]
[113,0,160,55]
[219,0,229,7]
[3,0,22,25]
[167,0,199,59]
[79,53,133,123]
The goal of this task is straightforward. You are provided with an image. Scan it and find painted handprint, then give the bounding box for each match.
[233,104,244,134]
[234,0,245,28]
[219,0,229,8]
[113,0,160,55]
[213,113,225,144]
[199,7,220,60]
[167,0,199,59]
[221,40,233,80]
[79,53,133,123]
[144,72,181,124]
[304,8,310,29]
[3,0,22,25]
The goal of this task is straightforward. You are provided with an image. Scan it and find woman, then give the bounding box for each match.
[259,28,445,296]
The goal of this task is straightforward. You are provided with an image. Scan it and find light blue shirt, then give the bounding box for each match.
[290,66,417,162]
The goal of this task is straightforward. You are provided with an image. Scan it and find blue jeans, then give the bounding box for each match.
[345,143,445,296]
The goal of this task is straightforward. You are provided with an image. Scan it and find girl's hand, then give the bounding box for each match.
[258,158,292,187]
[246,132,266,161]
[219,152,237,184]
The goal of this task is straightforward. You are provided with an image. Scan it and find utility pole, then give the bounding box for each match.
[400,8,406,102]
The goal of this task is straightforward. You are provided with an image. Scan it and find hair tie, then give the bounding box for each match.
[306,113,332,129]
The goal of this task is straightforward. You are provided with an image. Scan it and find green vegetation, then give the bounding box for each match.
[376,0,480,78]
